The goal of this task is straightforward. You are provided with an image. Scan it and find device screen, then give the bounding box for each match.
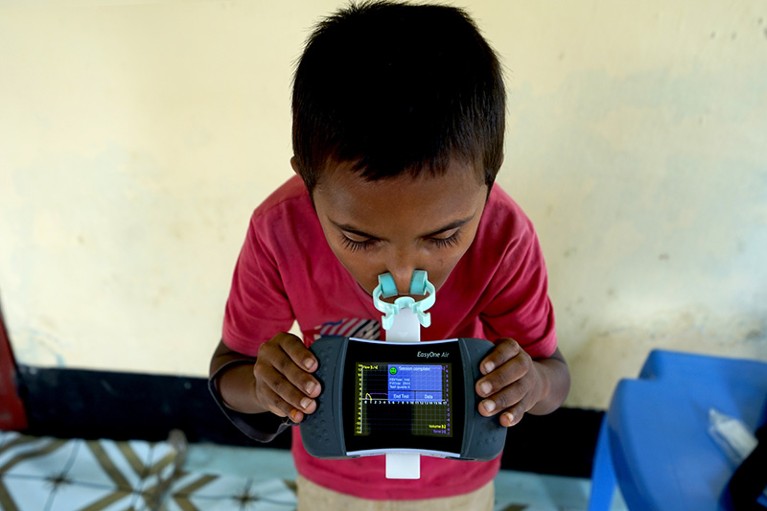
[342,340,464,454]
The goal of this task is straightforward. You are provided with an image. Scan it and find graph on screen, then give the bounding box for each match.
[354,362,452,438]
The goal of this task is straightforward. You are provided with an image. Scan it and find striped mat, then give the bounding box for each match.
[0,431,296,510]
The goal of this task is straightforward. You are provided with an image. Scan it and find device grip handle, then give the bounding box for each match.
[301,336,349,458]
[460,338,508,460]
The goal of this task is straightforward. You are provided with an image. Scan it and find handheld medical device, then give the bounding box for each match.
[300,271,507,478]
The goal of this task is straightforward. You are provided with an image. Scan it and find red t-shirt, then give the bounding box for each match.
[222,175,557,500]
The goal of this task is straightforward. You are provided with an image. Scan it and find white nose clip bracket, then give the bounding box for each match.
[372,270,436,331]
[371,269,436,480]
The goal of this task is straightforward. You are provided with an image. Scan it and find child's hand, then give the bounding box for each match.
[474,338,544,428]
[253,333,321,424]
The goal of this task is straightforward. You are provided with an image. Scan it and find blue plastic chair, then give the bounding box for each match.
[588,349,767,511]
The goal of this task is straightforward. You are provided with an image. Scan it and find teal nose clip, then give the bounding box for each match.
[372,270,436,330]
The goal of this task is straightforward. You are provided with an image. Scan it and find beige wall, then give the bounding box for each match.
[1,1,765,408]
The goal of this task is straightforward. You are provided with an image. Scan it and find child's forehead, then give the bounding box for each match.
[316,158,485,191]
[312,159,487,222]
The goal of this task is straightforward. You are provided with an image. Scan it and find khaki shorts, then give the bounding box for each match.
[296,474,494,511]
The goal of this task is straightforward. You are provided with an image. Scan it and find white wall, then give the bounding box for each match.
[1,0,765,408]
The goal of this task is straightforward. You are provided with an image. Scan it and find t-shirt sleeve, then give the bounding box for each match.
[208,358,293,443]
[479,218,557,359]
[222,210,296,355]
[213,206,298,443]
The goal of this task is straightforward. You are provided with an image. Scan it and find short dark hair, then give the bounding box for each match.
[292,1,506,192]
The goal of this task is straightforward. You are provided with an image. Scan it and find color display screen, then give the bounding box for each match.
[342,340,464,454]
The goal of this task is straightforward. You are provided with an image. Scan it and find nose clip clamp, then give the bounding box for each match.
[372,270,436,330]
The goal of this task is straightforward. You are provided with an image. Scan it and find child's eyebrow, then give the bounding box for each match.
[332,222,379,239]
[331,215,476,240]
[421,215,476,237]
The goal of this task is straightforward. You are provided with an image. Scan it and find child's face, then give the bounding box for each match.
[309,159,488,297]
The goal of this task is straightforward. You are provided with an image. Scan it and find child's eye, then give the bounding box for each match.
[429,231,461,249]
[340,234,378,252]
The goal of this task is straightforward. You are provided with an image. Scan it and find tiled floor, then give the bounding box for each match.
[184,443,629,511]
[0,430,627,510]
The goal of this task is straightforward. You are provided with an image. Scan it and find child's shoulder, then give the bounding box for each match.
[252,175,312,219]
[483,183,536,237]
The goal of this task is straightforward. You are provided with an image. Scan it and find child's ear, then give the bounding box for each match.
[290,156,300,175]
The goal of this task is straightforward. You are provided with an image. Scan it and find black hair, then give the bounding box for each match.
[292,1,505,192]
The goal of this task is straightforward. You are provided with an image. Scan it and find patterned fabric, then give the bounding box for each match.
[0,431,177,510]
[311,318,380,341]
[0,431,297,511]
[167,473,295,511]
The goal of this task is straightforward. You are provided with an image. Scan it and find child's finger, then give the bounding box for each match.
[479,338,521,375]
[478,377,534,422]
[277,333,319,372]
[258,335,322,399]
[475,350,530,399]
[257,364,317,420]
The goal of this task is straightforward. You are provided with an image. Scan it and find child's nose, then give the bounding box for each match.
[384,246,424,296]
[389,267,415,297]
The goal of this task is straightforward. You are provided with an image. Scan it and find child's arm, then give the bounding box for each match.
[210,333,321,424]
[474,338,570,428]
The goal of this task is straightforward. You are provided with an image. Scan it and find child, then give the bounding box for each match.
[209,2,570,509]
